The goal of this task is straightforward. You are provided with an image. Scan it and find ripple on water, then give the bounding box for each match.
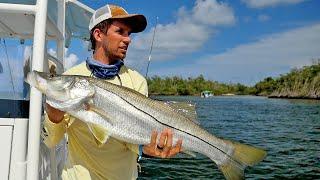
[138,96,320,179]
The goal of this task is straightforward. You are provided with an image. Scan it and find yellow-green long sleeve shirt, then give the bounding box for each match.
[43,62,148,180]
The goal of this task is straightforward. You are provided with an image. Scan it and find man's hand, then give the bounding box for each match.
[143,128,182,158]
[46,103,65,123]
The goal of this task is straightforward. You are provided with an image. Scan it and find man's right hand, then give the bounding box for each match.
[46,103,65,123]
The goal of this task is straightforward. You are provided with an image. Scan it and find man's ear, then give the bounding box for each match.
[93,28,103,43]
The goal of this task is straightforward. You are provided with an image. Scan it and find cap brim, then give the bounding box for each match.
[111,14,147,33]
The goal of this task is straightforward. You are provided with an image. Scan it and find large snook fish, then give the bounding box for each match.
[26,71,266,180]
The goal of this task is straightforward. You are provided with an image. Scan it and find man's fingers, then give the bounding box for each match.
[168,139,182,157]
[151,131,163,156]
[164,129,173,150]
[143,129,182,158]
[158,129,168,148]
[161,129,173,158]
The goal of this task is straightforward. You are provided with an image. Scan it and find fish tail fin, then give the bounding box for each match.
[229,140,267,166]
[219,160,245,180]
[218,140,266,180]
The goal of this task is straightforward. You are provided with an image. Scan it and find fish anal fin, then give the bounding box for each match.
[181,149,197,158]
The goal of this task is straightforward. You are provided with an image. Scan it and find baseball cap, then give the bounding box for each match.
[89,4,147,33]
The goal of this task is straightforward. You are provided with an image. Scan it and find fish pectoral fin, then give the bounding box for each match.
[87,123,110,147]
[82,103,115,146]
[86,104,116,125]
[181,149,197,158]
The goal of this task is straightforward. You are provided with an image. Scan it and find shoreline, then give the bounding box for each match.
[268,95,320,100]
[150,94,320,100]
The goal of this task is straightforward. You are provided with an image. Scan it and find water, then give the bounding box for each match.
[138,96,320,179]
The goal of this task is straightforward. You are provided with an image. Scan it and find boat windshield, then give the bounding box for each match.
[0,40,31,118]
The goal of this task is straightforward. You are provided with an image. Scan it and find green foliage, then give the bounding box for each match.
[147,59,320,99]
[254,77,277,96]
[147,75,252,96]
[256,59,320,98]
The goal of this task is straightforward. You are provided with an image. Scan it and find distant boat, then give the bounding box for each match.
[201,90,214,98]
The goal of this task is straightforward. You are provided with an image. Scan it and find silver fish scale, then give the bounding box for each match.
[82,78,234,165]
[26,72,267,179]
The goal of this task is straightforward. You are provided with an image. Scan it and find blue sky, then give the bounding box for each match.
[71,0,320,85]
[1,0,320,96]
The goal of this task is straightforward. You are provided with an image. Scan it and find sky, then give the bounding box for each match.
[75,0,320,85]
[1,0,320,97]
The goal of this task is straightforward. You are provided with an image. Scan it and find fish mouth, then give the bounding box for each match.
[25,71,38,87]
[25,71,47,93]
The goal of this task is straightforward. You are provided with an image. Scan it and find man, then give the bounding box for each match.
[44,4,182,180]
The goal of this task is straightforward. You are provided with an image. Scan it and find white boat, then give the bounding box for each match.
[200,90,214,98]
[0,0,94,179]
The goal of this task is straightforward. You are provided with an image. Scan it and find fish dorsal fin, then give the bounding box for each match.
[164,101,199,125]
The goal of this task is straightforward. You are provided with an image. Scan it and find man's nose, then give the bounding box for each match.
[123,36,131,45]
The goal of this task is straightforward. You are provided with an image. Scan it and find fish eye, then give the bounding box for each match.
[49,74,55,79]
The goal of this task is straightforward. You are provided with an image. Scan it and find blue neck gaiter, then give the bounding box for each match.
[86,58,124,79]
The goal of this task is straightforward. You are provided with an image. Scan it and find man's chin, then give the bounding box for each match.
[111,53,126,61]
[118,53,126,60]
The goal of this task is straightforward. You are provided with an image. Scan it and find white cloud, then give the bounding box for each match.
[258,14,271,22]
[0,45,79,95]
[64,53,79,69]
[242,0,307,8]
[82,40,91,51]
[48,48,57,57]
[48,48,79,70]
[192,0,235,26]
[149,23,320,85]
[126,0,235,71]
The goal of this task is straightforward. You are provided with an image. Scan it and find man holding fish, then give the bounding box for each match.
[44,4,182,180]
[27,3,267,180]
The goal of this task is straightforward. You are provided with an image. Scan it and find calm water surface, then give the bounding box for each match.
[138,96,320,179]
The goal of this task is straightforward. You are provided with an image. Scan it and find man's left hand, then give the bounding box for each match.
[142,128,182,158]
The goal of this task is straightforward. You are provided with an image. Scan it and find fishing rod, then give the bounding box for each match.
[1,38,19,117]
[0,58,3,73]
[2,38,16,96]
[145,16,158,79]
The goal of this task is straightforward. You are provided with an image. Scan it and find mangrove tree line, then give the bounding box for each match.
[147,60,320,99]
